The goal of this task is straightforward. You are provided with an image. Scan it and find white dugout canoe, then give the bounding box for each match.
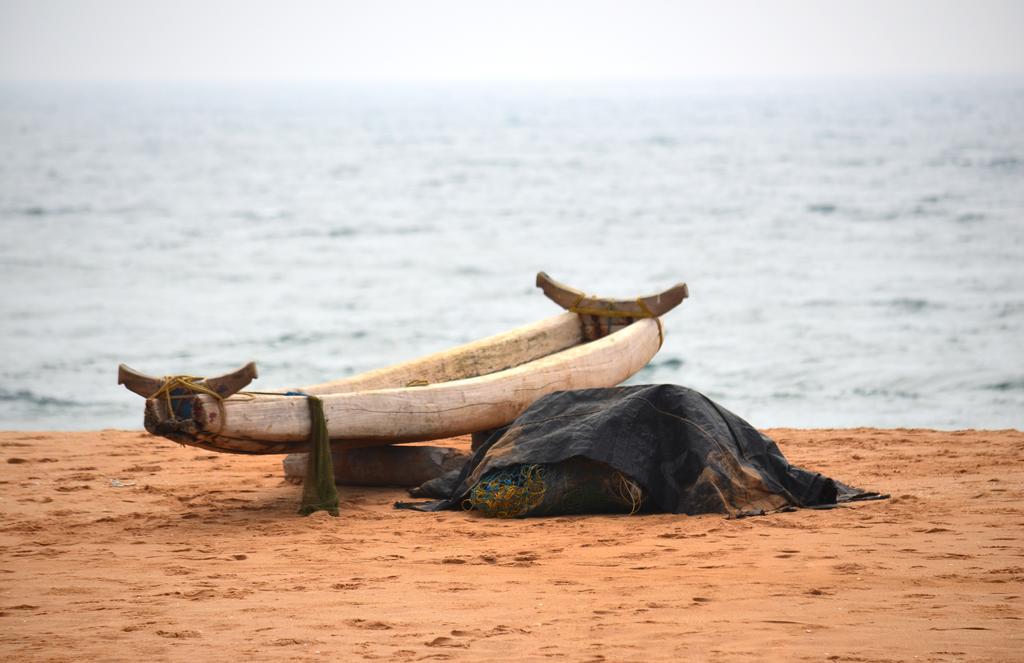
[119,273,688,454]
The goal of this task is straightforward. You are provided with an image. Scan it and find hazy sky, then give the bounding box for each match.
[1,0,1022,82]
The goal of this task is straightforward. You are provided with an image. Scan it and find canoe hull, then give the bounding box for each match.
[148,318,663,454]
[302,312,584,395]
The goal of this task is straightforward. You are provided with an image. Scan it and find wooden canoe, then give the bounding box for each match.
[119,273,688,454]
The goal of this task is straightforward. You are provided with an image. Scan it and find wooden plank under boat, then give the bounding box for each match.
[118,273,688,454]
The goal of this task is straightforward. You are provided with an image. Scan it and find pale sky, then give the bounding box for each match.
[1,0,1022,82]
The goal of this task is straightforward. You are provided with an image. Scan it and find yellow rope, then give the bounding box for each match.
[150,375,226,423]
[464,464,547,517]
[635,298,664,348]
[613,472,644,515]
[569,307,652,318]
[568,296,663,347]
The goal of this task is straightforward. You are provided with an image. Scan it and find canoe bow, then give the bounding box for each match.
[536,271,689,318]
[536,272,688,340]
[117,362,258,399]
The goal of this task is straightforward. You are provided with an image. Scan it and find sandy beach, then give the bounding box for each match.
[1,428,1021,661]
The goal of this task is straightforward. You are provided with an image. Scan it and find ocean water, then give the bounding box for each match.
[1,79,1022,431]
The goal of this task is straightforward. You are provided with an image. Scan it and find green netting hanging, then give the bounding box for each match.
[298,396,340,517]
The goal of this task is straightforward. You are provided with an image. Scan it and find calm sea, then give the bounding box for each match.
[1,80,1022,431]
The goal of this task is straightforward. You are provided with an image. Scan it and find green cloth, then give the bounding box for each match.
[298,396,340,516]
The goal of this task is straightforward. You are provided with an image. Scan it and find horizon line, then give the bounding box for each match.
[3,72,1024,86]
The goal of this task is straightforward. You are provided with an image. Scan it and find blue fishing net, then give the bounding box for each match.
[464,458,644,518]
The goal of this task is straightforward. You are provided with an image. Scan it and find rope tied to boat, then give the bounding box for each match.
[150,375,227,423]
[152,380,337,516]
[568,295,664,347]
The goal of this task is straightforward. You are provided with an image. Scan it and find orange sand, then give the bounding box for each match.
[1,428,1021,661]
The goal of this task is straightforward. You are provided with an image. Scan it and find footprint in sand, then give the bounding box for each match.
[425,636,468,648]
[345,618,392,630]
[155,629,200,639]
[124,465,162,473]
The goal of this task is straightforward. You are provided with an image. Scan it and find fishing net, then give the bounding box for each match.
[297,395,340,517]
[464,457,644,518]
[398,385,886,517]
